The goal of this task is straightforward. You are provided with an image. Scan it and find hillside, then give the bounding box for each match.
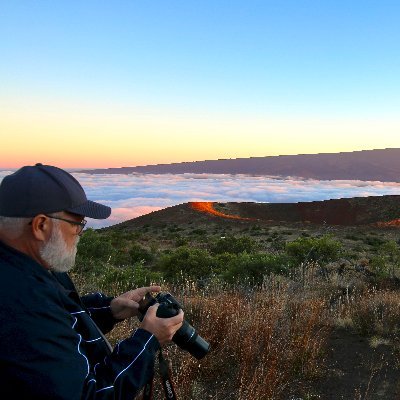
[108,194,400,230]
[81,148,400,182]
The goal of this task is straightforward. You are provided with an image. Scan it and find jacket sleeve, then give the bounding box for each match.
[83,329,160,400]
[81,292,119,334]
[1,283,160,400]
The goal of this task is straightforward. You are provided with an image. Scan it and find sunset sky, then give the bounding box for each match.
[1,1,399,169]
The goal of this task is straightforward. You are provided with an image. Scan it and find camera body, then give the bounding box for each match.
[138,292,210,360]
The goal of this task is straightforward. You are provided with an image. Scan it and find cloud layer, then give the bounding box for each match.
[2,171,400,229]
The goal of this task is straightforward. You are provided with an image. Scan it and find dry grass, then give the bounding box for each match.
[337,288,400,338]
[106,277,332,400]
[75,262,400,399]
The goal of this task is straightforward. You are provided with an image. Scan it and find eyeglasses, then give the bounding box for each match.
[44,214,87,235]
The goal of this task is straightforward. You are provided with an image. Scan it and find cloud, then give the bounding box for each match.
[1,171,400,228]
[90,206,163,229]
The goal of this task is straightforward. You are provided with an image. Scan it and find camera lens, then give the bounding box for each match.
[173,321,210,359]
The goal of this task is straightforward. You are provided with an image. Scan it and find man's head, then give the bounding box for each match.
[0,163,111,271]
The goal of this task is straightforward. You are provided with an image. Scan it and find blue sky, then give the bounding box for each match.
[1,1,399,168]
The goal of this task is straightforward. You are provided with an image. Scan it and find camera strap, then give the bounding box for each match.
[142,371,154,400]
[142,350,177,400]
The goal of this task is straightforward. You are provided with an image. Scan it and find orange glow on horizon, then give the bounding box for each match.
[2,96,399,170]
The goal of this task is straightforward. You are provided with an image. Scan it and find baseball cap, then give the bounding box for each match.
[0,163,111,219]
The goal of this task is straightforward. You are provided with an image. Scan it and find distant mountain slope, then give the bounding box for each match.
[81,148,400,182]
[108,195,400,230]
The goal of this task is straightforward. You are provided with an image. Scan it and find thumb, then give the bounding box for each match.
[145,303,159,318]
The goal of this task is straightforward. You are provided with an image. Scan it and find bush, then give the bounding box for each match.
[157,246,215,281]
[129,244,153,264]
[76,229,115,269]
[191,228,207,235]
[370,240,400,278]
[285,234,342,265]
[112,250,132,266]
[364,235,386,247]
[370,255,390,278]
[210,235,257,255]
[222,253,290,284]
[174,237,188,247]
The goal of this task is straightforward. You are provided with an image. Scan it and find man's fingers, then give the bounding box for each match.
[135,286,161,298]
[145,305,183,323]
[170,310,184,327]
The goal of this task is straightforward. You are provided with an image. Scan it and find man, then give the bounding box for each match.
[0,163,184,399]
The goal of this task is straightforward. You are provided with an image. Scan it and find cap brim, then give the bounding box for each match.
[66,200,111,219]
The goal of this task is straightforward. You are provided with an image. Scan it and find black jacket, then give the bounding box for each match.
[0,240,159,399]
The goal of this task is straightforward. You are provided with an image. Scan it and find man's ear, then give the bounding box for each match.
[30,215,52,242]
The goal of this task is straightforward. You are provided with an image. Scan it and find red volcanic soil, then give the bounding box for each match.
[376,218,400,227]
[189,202,255,221]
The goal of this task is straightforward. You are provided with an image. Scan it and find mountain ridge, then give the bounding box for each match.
[79,148,400,182]
[106,194,400,230]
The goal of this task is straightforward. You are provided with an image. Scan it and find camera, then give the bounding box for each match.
[138,292,210,360]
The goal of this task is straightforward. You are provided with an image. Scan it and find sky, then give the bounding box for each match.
[1,1,399,169]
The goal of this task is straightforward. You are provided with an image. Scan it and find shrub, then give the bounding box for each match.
[368,240,400,278]
[364,235,386,247]
[269,234,286,251]
[210,235,257,255]
[129,244,153,264]
[370,255,390,278]
[76,229,115,268]
[285,234,342,265]
[112,250,132,266]
[175,236,188,247]
[191,228,207,235]
[157,246,215,281]
[221,253,290,284]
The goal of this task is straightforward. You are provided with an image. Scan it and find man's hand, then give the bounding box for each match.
[110,285,161,320]
[140,304,184,346]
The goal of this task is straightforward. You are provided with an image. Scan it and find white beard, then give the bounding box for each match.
[40,223,79,273]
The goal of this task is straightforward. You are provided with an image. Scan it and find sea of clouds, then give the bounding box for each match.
[2,170,400,229]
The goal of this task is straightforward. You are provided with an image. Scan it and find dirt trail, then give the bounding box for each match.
[302,328,400,399]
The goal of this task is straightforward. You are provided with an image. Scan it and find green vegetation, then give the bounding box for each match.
[76,226,400,288]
